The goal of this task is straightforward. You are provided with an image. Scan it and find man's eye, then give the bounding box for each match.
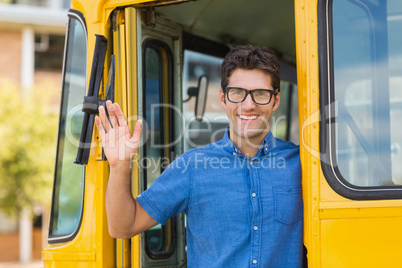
[254,91,269,97]
[254,92,264,97]
[231,90,244,95]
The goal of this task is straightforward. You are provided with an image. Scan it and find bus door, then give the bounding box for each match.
[122,7,186,267]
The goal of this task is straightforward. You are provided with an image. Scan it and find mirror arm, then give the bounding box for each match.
[183,96,192,102]
[183,86,198,102]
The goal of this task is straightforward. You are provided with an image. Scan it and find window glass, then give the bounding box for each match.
[333,0,402,186]
[145,47,163,187]
[143,44,174,257]
[272,81,299,143]
[182,50,227,151]
[289,83,300,144]
[49,15,86,239]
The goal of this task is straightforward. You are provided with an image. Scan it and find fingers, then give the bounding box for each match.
[98,100,123,131]
[97,101,142,149]
[113,103,128,127]
[95,115,106,140]
[106,100,117,129]
[98,105,110,133]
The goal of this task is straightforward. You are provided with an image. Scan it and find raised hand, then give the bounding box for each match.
[95,100,142,168]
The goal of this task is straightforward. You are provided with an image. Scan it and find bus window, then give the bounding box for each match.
[182,50,227,151]
[48,11,87,242]
[320,0,402,198]
[142,40,176,259]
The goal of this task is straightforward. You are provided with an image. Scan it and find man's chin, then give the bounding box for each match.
[240,129,267,139]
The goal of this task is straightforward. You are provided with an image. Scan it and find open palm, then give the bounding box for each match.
[95,100,142,168]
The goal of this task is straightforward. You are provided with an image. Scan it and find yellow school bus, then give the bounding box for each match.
[42,0,402,267]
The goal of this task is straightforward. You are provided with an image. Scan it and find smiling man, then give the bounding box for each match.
[96,45,303,268]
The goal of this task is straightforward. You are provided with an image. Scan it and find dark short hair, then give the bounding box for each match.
[220,45,280,90]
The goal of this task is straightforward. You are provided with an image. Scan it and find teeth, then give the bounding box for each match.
[239,115,257,120]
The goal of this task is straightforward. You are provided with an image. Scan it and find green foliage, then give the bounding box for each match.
[0,79,59,217]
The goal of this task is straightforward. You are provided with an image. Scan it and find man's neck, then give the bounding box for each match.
[230,132,268,158]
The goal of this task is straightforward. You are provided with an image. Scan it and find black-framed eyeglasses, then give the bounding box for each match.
[223,87,279,105]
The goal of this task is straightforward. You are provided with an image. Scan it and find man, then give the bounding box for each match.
[95,45,302,267]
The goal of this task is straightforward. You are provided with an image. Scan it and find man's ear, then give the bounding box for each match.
[220,89,226,109]
[272,92,280,112]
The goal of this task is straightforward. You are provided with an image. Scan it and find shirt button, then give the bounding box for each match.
[233,152,236,156]
[253,260,257,264]
[249,160,253,164]
[254,226,258,230]
[252,193,256,197]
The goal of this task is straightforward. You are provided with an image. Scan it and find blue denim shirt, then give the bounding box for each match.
[137,129,303,267]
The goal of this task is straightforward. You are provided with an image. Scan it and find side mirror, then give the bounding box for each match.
[184,75,209,121]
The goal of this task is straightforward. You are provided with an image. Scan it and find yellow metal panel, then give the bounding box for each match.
[321,218,402,268]
[319,173,346,202]
[320,206,402,220]
[98,0,153,22]
[131,235,141,268]
[86,0,191,23]
[42,252,96,261]
[114,30,122,106]
[125,7,141,268]
[294,0,321,267]
[118,24,128,115]
[112,9,134,268]
[116,239,131,267]
[319,200,402,209]
[125,7,138,134]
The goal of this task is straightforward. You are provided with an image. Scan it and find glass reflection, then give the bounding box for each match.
[333,0,402,186]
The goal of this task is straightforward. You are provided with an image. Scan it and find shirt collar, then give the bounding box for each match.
[221,126,274,157]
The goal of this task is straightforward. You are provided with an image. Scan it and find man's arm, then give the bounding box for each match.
[95,100,158,238]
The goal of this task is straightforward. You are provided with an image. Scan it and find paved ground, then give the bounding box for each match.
[0,261,43,268]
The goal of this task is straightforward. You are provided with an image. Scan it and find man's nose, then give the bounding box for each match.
[241,94,256,110]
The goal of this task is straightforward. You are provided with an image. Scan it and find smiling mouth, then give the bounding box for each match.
[238,115,258,120]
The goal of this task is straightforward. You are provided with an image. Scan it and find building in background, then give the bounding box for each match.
[0,0,69,263]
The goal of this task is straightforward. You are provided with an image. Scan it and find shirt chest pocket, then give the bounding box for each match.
[273,186,303,225]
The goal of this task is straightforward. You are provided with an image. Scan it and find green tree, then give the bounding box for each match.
[0,79,58,216]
